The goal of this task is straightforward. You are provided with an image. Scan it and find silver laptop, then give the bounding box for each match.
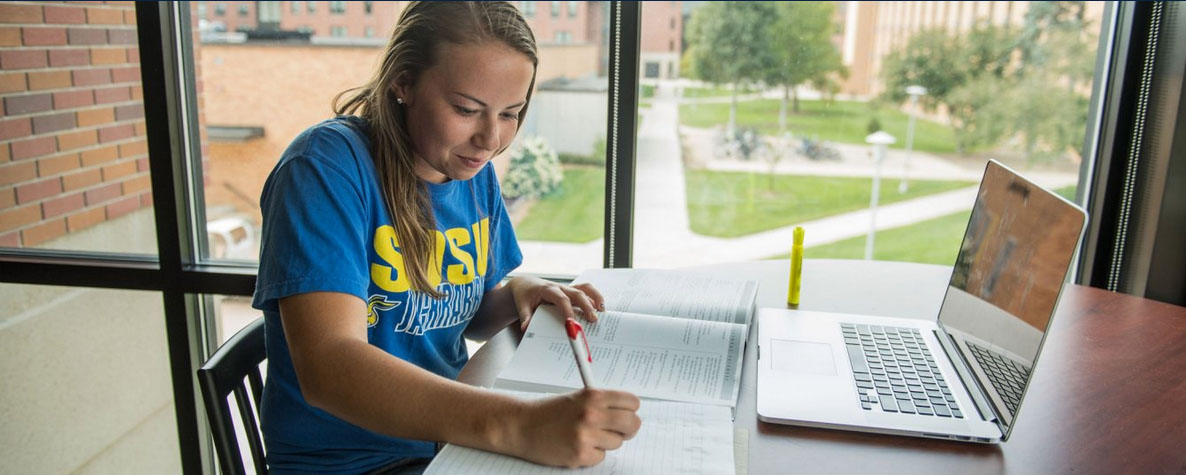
[756,159,1087,443]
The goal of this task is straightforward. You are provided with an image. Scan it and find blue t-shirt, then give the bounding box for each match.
[251,116,522,473]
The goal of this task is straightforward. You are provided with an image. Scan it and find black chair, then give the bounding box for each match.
[198,318,268,474]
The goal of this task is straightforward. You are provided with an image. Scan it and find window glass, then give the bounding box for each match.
[1,1,156,254]
[636,0,1107,268]
[0,284,179,473]
[193,3,608,275]
[330,1,346,15]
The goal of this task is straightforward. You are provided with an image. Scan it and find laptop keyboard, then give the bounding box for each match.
[967,341,1031,415]
[841,323,964,418]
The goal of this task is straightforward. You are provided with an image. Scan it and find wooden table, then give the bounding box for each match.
[459,259,1186,474]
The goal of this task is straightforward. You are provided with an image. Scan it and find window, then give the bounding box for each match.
[551,1,560,18]
[554,30,571,44]
[237,4,248,16]
[291,0,301,14]
[307,1,315,13]
[329,1,346,14]
[364,26,375,38]
[568,0,579,18]
[521,1,535,18]
[330,26,348,37]
[215,2,226,15]
[365,1,373,15]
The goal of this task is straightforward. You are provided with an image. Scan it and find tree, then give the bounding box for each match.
[501,137,562,201]
[684,2,779,135]
[767,1,845,128]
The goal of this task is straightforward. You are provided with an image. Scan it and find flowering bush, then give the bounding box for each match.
[502,136,563,200]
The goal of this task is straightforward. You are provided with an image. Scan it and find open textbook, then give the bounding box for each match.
[494,268,760,407]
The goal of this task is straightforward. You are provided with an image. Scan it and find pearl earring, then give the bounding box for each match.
[396,97,404,105]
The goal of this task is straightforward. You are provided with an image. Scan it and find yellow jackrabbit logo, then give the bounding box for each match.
[366,294,400,328]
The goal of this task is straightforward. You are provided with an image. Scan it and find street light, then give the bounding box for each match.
[865,131,896,260]
[900,85,927,193]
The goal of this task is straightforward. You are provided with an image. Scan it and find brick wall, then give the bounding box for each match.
[0,1,148,248]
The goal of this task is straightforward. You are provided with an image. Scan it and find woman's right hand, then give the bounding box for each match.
[509,389,642,467]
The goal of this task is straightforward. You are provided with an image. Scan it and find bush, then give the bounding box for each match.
[866,117,883,135]
[502,137,563,200]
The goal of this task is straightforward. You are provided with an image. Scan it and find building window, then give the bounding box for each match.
[238,4,248,16]
[329,1,346,14]
[364,26,375,38]
[214,2,226,16]
[555,30,571,44]
[364,1,373,15]
[669,39,675,52]
[568,0,579,17]
[521,1,535,18]
[198,2,207,19]
[291,1,302,14]
[551,1,560,18]
[330,26,347,37]
[671,17,676,30]
[307,1,315,13]
[644,61,660,78]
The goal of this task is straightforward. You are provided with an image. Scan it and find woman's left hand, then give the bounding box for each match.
[506,276,606,330]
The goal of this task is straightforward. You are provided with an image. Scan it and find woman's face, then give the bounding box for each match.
[396,41,535,184]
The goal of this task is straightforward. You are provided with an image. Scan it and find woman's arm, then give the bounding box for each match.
[465,276,606,340]
[280,291,639,467]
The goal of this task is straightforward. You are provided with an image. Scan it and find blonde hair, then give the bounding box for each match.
[334,1,538,298]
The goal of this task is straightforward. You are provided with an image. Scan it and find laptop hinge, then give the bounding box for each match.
[934,329,1000,427]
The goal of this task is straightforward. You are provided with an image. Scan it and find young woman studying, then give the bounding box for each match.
[251,2,641,473]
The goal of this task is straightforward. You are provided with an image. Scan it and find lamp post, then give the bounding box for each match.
[865,131,896,260]
[900,85,927,193]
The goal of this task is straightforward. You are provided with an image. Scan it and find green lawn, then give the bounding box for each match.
[679,99,960,155]
[682,84,759,98]
[803,210,973,265]
[686,170,976,237]
[513,167,605,243]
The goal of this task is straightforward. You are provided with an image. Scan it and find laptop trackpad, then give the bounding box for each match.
[770,339,837,376]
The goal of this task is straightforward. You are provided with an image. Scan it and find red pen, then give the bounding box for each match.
[565,318,597,388]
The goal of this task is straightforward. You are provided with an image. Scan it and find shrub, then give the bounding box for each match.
[502,137,563,200]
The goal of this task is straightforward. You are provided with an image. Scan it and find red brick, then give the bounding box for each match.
[84,182,120,205]
[11,136,57,160]
[129,84,142,100]
[119,140,147,158]
[93,85,130,104]
[42,192,84,218]
[4,93,52,115]
[101,159,135,180]
[0,161,36,186]
[44,5,88,24]
[28,70,72,91]
[62,168,101,191]
[121,174,150,194]
[110,66,139,83]
[32,112,76,135]
[0,117,32,141]
[98,124,133,143]
[67,27,106,45]
[57,129,97,151]
[0,73,26,93]
[114,104,142,121]
[90,47,125,65]
[0,144,10,163]
[86,7,124,25]
[0,231,19,246]
[22,27,67,46]
[48,48,89,67]
[0,187,14,208]
[22,218,67,246]
[0,203,41,232]
[126,46,138,62]
[107,28,136,44]
[133,120,146,136]
[66,206,105,231]
[53,89,94,109]
[123,10,136,26]
[80,145,118,166]
[0,4,44,24]
[0,27,20,46]
[16,177,62,203]
[0,49,48,69]
[135,156,148,172]
[77,107,115,127]
[72,68,111,87]
[37,153,80,177]
[107,1,136,7]
[139,191,152,207]
[105,195,139,219]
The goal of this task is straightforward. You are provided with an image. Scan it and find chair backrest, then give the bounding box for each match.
[198,318,267,474]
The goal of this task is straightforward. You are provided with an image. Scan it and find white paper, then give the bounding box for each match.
[424,397,735,475]
[573,268,759,326]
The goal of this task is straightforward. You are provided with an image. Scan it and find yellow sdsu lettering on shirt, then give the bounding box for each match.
[369,217,490,292]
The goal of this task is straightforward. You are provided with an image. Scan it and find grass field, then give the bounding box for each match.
[680,99,960,155]
[513,166,605,243]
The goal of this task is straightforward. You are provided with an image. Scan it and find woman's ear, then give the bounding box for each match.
[391,78,412,106]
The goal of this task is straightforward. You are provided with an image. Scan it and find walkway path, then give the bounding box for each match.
[515,85,1080,274]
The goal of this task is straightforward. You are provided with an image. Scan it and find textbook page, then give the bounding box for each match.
[573,268,759,326]
[424,397,735,475]
[495,306,747,406]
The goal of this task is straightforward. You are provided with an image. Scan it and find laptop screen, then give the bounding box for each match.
[936,160,1086,431]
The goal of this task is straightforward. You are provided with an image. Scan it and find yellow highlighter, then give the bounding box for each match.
[788,226,805,306]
